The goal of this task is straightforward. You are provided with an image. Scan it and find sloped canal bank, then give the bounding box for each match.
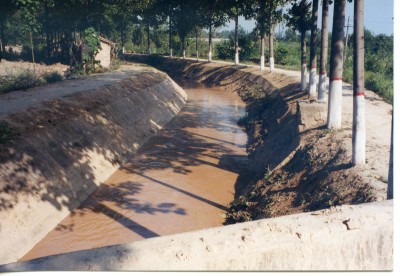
[125,56,389,223]
[20,80,251,261]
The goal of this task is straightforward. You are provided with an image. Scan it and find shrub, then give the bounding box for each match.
[0,70,64,95]
[364,71,393,104]
[1,70,39,92]
[274,42,300,68]
[215,28,260,62]
[42,72,64,84]
[0,121,18,145]
[216,40,234,60]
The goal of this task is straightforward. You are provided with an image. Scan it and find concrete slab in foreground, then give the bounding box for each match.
[1,200,392,271]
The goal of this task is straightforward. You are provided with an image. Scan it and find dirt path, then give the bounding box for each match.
[20,83,251,261]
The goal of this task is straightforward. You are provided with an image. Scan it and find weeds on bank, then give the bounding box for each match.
[0,70,64,95]
[237,84,278,130]
[0,121,18,145]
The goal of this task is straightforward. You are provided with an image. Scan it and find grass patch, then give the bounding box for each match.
[0,121,18,145]
[364,71,393,104]
[0,70,64,95]
[343,69,393,104]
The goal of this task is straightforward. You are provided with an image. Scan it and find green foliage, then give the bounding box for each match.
[249,0,288,36]
[83,27,101,60]
[0,70,64,95]
[0,121,18,145]
[82,27,102,74]
[42,71,64,84]
[216,27,260,61]
[216,40,234,60]
[173,1,202,52]
[198,0,228,30]
[364,71,393,104]
[285,0,312,34]
[343,31,393,104]
[13,0,41,33]
[0,70,38,93]
[274,42,300,67]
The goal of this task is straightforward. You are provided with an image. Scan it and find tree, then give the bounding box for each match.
[352,0,365,165]
[140,0,166,54]
[267,0,287,72]
[158,0,179,57]
[104,2,137,52]
[0,1,17,56]
[247,0,268,70]
[226,0,247,65]
[173,1,200,59]
[199,0,228,62]
[41,0,55,63]
[318,0,330,101]
[14,0,42,68]
[82,27,101,74]
[308,0,319,97]
[167,1,176,57]
[285,0,312,91]
[327,0,346,129]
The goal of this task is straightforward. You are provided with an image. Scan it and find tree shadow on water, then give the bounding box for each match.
[52,179,189,239]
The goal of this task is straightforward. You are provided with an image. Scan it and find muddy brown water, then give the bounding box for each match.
[20,83,251,261]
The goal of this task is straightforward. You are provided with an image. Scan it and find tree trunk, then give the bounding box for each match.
[387,116,393,199]
[45,4,51,63]
[343,16,351,64]
[169,15,173,58]
[318,0,329,101]
[260,35,265,70]
[327,0,346,129]
[30,30,36,74]
[182,37,186,59]
[268,2,274,72]
[269,26,274,72]
[196,29,199,61]
[308,0,319,98]
[68,32,74,67]
[147,22,151,54]
[352,0,365,165]
[208,21,212,62]
[301,31,307,91]
[120,28,125,50]
[234,12,239,65]
[0,20,5,59]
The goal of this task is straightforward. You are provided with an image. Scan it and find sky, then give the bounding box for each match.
[222,0,394,36]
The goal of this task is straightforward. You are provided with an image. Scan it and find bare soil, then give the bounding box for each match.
[223,67,390,223]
